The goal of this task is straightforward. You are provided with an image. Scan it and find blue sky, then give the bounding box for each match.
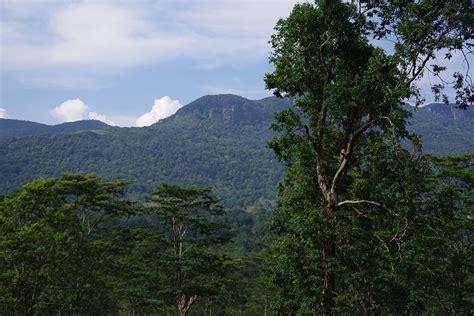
[0,0,298,126]
[1,0,471,126]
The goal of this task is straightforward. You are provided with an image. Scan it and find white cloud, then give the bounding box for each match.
[50,98,115,125]
[50,99,88,122]
[49,97,183,127]
[1,1,298,75]
[136,96,183,127]
[0,108,9,119]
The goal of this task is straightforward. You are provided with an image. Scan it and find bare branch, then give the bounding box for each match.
[406,52,433,86]
[335,199,395,214]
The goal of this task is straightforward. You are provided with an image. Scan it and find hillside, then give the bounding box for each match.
[0,95,290,208]
[0,119,110,140]
[0,95,472,208]
[407,103,474,155]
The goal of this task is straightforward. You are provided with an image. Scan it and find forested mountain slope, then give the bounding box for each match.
[0,119,110,140]
[0,95,290,207]
[0,95,472,207]
[408,103,474,155]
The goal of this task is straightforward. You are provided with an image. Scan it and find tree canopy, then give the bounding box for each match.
[0,174,134,315]
[264,0,473,314]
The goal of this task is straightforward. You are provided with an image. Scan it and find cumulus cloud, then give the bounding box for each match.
[50,99,88,122]
[50,99,115,125]
[0,108,9,119]
[50,97,182,127]
[136,96,183,127]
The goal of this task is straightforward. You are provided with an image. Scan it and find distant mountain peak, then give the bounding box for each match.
[168,94,270,125]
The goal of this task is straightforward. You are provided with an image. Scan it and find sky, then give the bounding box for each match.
[0,0,471,127]
[0,0,300,126]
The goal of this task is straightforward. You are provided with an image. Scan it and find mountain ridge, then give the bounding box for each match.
[0,119,110,140]
[0,95,472,208]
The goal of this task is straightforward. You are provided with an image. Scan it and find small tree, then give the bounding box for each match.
[146,184,238,316]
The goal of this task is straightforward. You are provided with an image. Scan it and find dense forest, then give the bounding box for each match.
[0,96,473,208]
[1,0,473,315]
[1,154,472,315]
[0,95,292,208]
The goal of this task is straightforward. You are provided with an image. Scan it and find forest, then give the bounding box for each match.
[1,1,473,315]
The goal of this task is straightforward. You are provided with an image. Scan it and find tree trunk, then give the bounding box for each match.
[323,238,336,316]
[322,204,336,316]
[178,294,197,316]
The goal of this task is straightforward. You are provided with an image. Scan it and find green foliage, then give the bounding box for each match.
[1,95,472,211]
[0,174,133,314]
[423,155,473,314]
[263,0,473,314]
[0,175,254,315]
[221,199,276,315]
[367,0,473,108]
[143,184,240,316]
[0,95,287,209]
[109,226,171,314]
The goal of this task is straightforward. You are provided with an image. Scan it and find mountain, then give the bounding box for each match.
[407,103,474,155]
[0,119,110,140]
[0,95,290,208]
[0,95,472,208]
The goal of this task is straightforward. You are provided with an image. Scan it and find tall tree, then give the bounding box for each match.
[264,1,472,314]
[145,184,239,316]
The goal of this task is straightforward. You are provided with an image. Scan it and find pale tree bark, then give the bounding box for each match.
[177,294,197,316]
[172,216,198,316]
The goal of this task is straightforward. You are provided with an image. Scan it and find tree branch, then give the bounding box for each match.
[330,114,376,194]
[335,199,395,214]
[305,124,330,198]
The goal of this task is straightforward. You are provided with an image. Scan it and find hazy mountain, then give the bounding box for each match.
[0,119,110,140]
[0,95,472,208]
[407,103,474,155]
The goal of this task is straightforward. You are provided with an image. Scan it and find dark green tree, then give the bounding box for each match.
[421,155,473,313]
[0,174,134,315]
[264,0,472,314]
[145,184,239,316]
[110,226,169,315]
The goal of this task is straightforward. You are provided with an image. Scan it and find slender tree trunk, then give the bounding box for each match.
[323,238,336,316]
[322,204,336,316]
